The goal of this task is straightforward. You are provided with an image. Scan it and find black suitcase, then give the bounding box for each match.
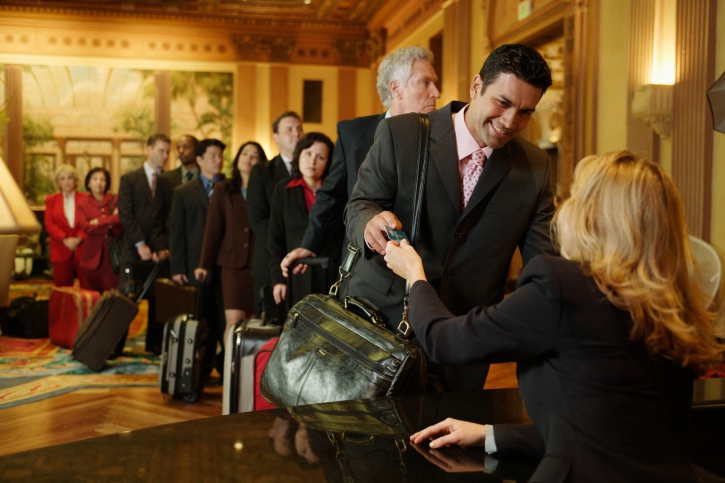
[222,318,282,415]
[72,261,163,371]
[286,257,329,310]
[2,294,49,338]
[159,313,208,402]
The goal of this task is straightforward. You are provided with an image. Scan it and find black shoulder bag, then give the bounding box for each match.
[260,113,431,407]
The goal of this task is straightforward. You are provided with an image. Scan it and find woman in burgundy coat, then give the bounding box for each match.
[196,141,267,342]
[44,164,89,288]
[77,167,123,293]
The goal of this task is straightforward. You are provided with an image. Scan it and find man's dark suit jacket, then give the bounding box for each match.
[118,166,155,260]
[268,178,344,287]
[246,155,291,280]
[409,255,699,483]
[345,101,556,331]
[151,166,183,252]
[199,179,253,271]
[169,176,221,287]
[301,113,384,254]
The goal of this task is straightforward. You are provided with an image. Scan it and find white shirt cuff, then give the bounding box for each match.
[484,424,497,454]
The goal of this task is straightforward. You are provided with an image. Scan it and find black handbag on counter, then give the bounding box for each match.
[260,113,431,408]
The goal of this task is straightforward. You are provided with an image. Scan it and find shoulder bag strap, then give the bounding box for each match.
[397,113,431,339]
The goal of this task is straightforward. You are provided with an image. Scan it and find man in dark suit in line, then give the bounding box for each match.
[345,44,557,391]
[280,46,440,275]
[151,134,199,257]
[246,111,303,319]
[117,133,170,354]
[169,138,226,376]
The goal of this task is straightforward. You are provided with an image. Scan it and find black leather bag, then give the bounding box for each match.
[260,113,431,407]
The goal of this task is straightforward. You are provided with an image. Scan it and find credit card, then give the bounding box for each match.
[385,226,409,243]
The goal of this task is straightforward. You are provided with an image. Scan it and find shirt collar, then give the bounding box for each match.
[384,110,392,119]
[143,162,161,177]
[181,164,199,179]
[199,173,222,188]
[454,104,494,161]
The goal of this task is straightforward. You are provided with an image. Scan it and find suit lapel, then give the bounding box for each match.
[461,143,511,219]
[193,177,209,205]
[429,104,464,219]
[290,185,308,217]
[274,156,290,182]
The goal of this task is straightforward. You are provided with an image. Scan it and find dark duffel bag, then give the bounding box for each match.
[2,295,49,338]
[259,292,427,407]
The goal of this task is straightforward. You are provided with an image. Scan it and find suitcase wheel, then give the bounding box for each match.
[183,389,201,403]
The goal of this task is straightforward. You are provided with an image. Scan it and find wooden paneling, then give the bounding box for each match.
[337,68,356,122]
[627,0,658,162]
[269,66,290,122]
[154,71,171,139]
[3,64,23,186]
[236,64,257,145]
[672,0,716,240]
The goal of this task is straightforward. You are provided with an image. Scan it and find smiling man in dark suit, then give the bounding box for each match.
[246,111,303,319]
[169,138,226,376]
[345,44,557,392]
[117,133,170,354]
[280,46,440,275]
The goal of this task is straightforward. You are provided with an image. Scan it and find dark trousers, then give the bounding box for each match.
[199,268,225,376]
[252,276,286,324]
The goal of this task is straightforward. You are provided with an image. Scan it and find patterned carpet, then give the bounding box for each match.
[0,283,160,409]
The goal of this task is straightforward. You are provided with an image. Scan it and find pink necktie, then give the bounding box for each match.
[151,172,157,198]
[462,149,485,207]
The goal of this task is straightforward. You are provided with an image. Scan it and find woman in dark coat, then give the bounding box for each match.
[77,167,123,293]
[44,164,89,288]
[385,151,723,482]
[268,132,343,306]
[196,141,266,342]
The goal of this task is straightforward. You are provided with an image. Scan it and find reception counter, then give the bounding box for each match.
[0,379,723,482]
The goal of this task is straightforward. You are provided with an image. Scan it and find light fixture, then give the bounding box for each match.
[631,84,673,139]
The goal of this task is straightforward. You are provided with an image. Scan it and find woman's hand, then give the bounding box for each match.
[90,218,99,225]
[273,283,287,304]
[63,237,81,251]
[410,418,487,449]
[194,268,208,283]
[384,239,427,284]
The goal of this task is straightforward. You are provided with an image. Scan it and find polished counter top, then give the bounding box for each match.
[1,379,723,482]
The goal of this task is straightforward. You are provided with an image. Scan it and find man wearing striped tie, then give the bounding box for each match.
[345,44,558,392]
[169,138,226,377]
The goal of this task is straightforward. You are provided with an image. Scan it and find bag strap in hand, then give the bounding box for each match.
[398,113,431,339]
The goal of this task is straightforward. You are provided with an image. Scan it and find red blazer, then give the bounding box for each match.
[76,193,123,271]
[44,191,88,263]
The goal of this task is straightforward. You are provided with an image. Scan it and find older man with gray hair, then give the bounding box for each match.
[281,45,439,273]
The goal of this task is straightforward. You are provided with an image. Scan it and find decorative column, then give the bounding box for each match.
[111,138,122,194]
[154,71,171,138]
[338,68,356,122]
[235,64,257,147]
[442,0,472,103]
[4,64,23,186]
[627,0,658,162]
[671,0,716,240]
[270,66,289,122]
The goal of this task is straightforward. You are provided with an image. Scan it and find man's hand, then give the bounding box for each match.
[63,237,81,251]
[281,248,316,278]
[272,283,287,304]
[172,273,189,285]
[384,240,427,284]
[137,243,152,261]
[153,249,169,262]
[194,268,208,283]
[363,211,401,255]
[410,418,487,449]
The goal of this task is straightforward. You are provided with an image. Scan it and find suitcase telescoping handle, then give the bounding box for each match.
[292,257,330,269]
[134,260,166,304]
[192,273,205,318]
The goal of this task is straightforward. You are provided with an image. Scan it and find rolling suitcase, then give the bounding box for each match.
[159,280,207,402]
[222,319,282,414]
[154,278,200,325]
[286,257,330,310]
[49,287,100,348]
[72,261,163,371]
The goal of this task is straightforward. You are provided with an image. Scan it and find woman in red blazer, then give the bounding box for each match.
[196,141,266,342]
[44,164,89,288]
[77,168,123,293]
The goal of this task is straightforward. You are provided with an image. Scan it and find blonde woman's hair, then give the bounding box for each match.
[553,151,723,374]
[54,164,79,189]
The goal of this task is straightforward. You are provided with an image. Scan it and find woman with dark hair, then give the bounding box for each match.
[44,164,89,288]
[77,167,123,292]
[268,132,343,305]
[385,151,724,482]
[196,141,266,342]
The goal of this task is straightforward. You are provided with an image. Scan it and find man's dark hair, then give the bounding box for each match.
[290,132,334,180]
[179,134,199,146]
[272,111,302,134]
[229,141,268,191]
[147,133,171,147]
[195,138,226,158]
[84,167,111,193]
[478,44,552,95]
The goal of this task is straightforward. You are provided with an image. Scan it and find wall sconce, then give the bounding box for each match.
[631,84,673,138]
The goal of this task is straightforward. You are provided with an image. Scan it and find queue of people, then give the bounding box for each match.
[39,40,724,481]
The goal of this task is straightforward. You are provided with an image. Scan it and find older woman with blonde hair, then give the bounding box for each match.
[385,151,722,482]
[44,164,89,288]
